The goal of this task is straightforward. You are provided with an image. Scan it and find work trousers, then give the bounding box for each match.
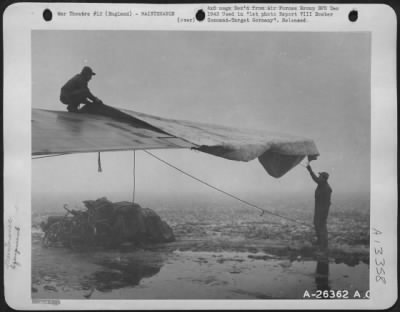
[60,89,92,112]
[313,204,330,249]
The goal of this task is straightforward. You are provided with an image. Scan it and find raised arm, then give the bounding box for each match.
[306,165,320,184]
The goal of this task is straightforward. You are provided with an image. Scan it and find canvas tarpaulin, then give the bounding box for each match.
[32,104,319,177]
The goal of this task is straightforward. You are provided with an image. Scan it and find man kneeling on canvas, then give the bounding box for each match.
[60,66,103,113]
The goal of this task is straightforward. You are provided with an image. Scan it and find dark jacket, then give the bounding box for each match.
[61,74,87,94]
[308,168,332,208]
[60,74,96,101]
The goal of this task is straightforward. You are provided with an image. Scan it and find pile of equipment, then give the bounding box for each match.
[40,197,175,250]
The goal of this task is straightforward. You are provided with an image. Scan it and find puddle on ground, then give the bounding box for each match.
[80,257,162,296]
[32,246,369,299]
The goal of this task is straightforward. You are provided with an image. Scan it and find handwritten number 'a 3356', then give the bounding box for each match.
[372,228,386,284]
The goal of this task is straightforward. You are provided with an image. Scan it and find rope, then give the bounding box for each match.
[32,149,312,228]
[143,150,312,228]
[32,153,69,159]
[132,150,136,204]
[98,152,102,172]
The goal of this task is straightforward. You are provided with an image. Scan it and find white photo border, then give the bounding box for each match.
[3,2,397,310]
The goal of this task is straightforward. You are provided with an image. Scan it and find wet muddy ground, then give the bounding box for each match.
[32,198,369,299]
[32,243,369,300]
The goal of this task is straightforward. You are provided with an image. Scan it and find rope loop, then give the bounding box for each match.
[132,150,136,204]
[98,152,102,172]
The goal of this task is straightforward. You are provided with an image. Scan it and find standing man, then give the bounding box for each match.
[60,66,103,112]
[306,164,332,250]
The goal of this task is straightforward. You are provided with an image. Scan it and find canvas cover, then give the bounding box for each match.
[32,104,319,177]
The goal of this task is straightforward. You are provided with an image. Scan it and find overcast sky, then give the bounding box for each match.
[32,30,370,204]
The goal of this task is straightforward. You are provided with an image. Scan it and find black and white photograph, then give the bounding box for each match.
[30,29,372,300]
[3,3,397,309]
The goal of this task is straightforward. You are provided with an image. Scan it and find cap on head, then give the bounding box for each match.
[319,172,329,180]
[81,66,96,76]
